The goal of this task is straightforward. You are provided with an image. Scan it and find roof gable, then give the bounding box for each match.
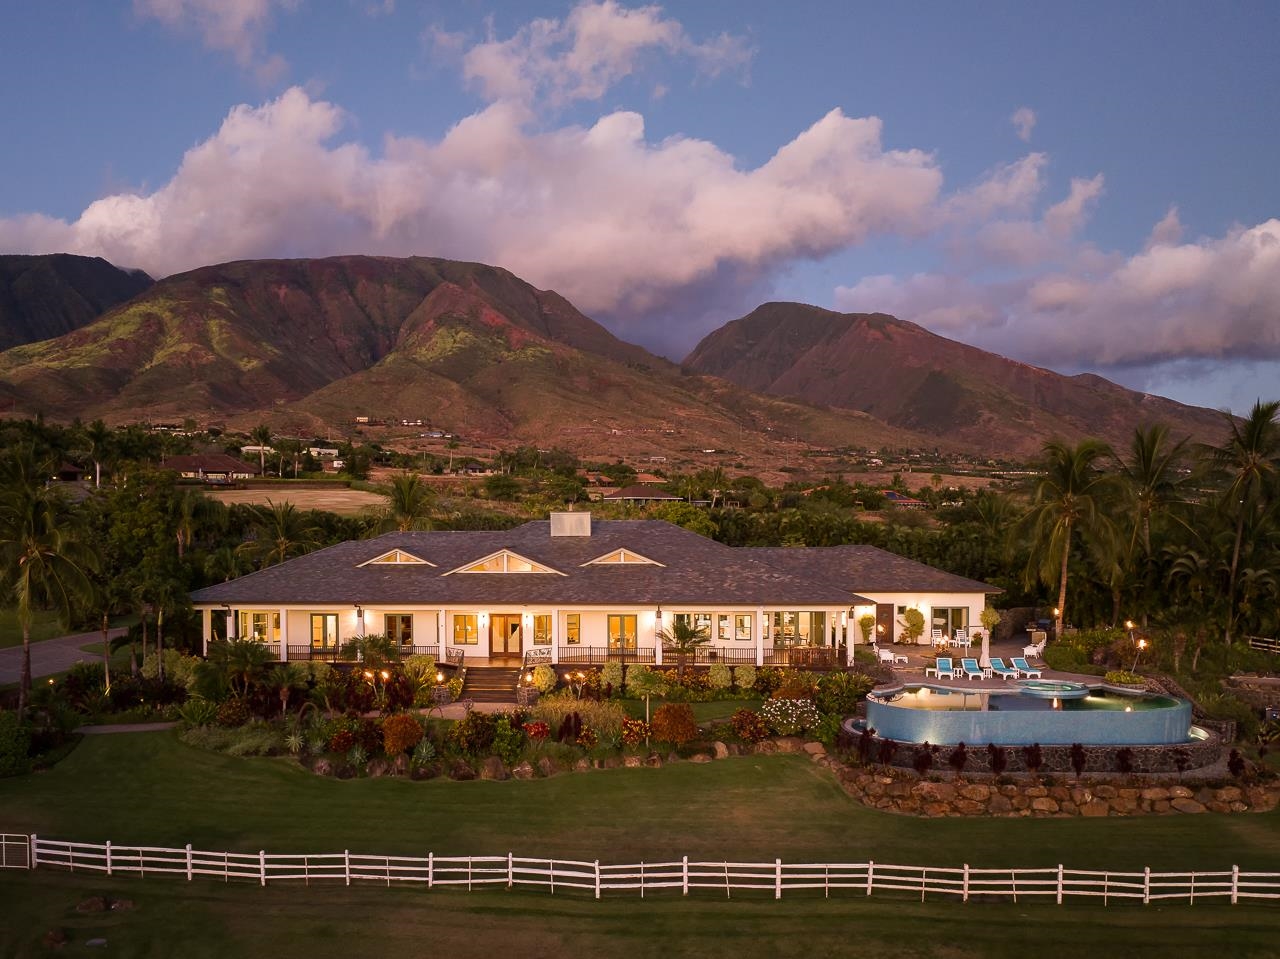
[358,548,434,568]
[445,549,564,576]
[583,547,664,567]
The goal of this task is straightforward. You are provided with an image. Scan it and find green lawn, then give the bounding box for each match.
[3,870,1279,959]
[0,609,67,649]
[1,731,1278,875]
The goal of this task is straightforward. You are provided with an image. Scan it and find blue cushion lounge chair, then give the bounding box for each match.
[960,657,984,680]
[989,657,1019,680]
[1011,657,1043,679]
[925,657,953,679]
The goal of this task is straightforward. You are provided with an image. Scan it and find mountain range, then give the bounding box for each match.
[0,253,1228,459]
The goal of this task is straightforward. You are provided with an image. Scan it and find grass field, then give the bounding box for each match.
[1,732,1278,957]
[0,609,68,650]
[206,487,387,516]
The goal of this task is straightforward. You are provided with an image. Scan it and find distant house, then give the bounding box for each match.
[308,447,340,458]
[602,484,683,504]
[54,462,85,482]
[240,444,275,457]
[161,454,259,484]
[881,490,927,509]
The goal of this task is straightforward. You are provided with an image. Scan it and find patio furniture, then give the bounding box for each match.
[1022,638,1047,659]
[960,657,985,681]
[875,646,909,666]
[989,657,1019,680]
[1011,657,1043,679]
[925,656,953,679]
[952,628,971,649]
[931,628,948,648]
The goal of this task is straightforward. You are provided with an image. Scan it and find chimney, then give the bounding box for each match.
[550,511,591,537]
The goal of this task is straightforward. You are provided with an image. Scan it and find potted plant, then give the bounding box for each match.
[980,606,1002,638]
[858,613,876,646]
[897,608,925,646]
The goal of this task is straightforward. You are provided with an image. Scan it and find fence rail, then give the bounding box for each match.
[7,835,1278,905]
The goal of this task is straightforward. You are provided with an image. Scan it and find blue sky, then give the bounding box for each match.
[2,1,1278,413]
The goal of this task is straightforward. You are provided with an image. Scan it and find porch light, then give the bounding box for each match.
[380,670,389,681]
[355,604,363,620]
[435,671,444,685]
[363,670,373,680]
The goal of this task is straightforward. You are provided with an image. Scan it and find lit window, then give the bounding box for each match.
[453,614,479,645]
[565,613,581,645]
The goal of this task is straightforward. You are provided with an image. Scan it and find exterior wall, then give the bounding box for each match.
[855,592,987,645]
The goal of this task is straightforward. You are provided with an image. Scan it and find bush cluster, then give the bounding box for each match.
[650,703,698,745]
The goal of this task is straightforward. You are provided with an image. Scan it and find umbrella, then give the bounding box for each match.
[979,631,991,668]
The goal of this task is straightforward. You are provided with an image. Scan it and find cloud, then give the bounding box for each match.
[0,89,942,327]
[461,0,752,107]
[134,0,297,80]
[1011,106,1036,142]
[835,215,1280,369]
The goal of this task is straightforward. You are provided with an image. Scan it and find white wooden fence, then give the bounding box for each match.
[5,834,1279,906]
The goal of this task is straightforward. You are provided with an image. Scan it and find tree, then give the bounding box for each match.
[1208,400,1280,644]
[250,424,272,475]
[239,500,321,569]
[376,471,434,533]
[658,617,710,679]
[84,419,112,489]
[0,444,95,715]
[206,638,273,699]
[1020,439,1117,639]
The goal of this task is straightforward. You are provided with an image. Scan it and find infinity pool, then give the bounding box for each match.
[864,681,1193,745]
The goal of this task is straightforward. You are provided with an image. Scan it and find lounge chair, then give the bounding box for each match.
[960,657,984,680]
[989,657,1019,680]
[1011,657,1043,679]
[925,656,953,679]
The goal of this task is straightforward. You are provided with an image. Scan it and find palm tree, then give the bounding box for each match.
[207,638,274,699]
[238,500,321,569]
[1207,400,1280,644]
[658,617,711,679]
[250,423,273,476]
[1020,438,1116,639]
[375,471,434,533]
[84,419,112,489]
[0,444,95,715]
[1116,424,1192,558]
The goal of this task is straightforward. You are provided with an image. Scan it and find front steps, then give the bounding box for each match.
[460,666,521,704]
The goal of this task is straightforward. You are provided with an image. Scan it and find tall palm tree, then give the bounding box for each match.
[239,500,321,569]
[1116,424,1192,558]
[0,444,95,715]
[250,423,273,476]
[84,419,112,489]
[376,471,434,533]
[1020,438,1116,639]
[1208,400,1280,644]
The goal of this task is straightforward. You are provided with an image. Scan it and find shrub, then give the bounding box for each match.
[812,713,844,747]
[650,703,698,745]
[707,663,733,690]
[383,714,424,756]
[753,667,784,696]
[446,676,465,701]
[492,716,526,765]
[449,711,497,757]
[621,717,650,746]
[912,742,935,775]
[760,698,820,736]
[411,738,437,769]
[523,720,550,742]
[1228,749,1246,778]
[347,744,368,768]
[1022,743,1044,775]
[532,664,558,693]
[815,672,875,715]
[176,697,219,728]
[1104,670,1144,685]
[987,743,1008,777]
[733,665,756,691]
[947,742,968,777]
[215,699,251,728]
[729,708,770,743]
[600,661,624,693]
[576,725,599,749]
[142,650,202,690]
[0,712,31,777]
[532,696,626,748]
[1115,747,1134,775]
[403,654,437,682]
[327,729,356,753]
[225,723,284,757]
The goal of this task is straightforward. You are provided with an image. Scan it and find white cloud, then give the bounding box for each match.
[461,0,752,107]
[1011,106,1036,142]
[134,0,297,80]
[0,89,941,323]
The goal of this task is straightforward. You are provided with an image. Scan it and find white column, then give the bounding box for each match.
[227,608,237,639]
[551,610,560,665]
[201,608,211,656]
[278,608,289,661]
[437,609,445,657]
[755,607,765,666]
[654,611,663,666]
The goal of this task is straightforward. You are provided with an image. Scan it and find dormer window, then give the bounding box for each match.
[584,548,663,567]
[359,549,433,567]
[448,550,561,575]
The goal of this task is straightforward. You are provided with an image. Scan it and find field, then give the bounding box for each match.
[0,609,69,650]
[205,487,387,516]
[0,731,1278,956]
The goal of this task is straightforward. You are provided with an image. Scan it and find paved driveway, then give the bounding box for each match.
[0,629,126,685]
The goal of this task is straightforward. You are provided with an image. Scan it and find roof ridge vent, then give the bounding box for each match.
[550,511,591,537]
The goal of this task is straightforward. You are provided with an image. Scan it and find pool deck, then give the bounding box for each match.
[870,636,1110,692]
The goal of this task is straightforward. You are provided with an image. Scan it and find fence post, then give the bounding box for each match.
[1056,864,1063,905]
[640,861,645,899]
[866,860,874,897]
[428,852,434,890]
[105,841,112,877]
[30,834,37,871]
[963,863,970,902]
[775,858,782,900]
[682,856,689,896]
[1231,865,1239,905]
[595,860,601,900]
[259,850,266,887]
[186,844,193,882]
[1143,867,1150,905]
[508,852,513,889]
[344,849,350,887]
[550,859,555,895]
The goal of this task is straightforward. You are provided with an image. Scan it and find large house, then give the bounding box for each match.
[161,454,259,484]
[191,513,997,667]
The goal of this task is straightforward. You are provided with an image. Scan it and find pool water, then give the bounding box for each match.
[878,686,1180,712]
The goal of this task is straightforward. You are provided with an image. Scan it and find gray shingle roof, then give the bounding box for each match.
[748,546,1001,595]
[190,519,866,608]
